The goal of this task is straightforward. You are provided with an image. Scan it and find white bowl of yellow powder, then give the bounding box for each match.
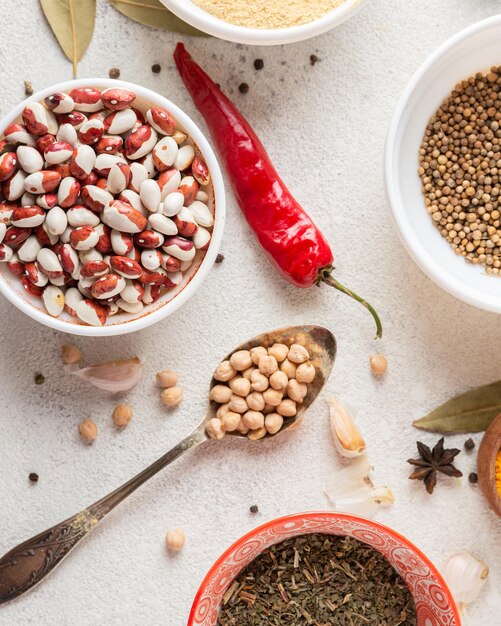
[161,0,368,44]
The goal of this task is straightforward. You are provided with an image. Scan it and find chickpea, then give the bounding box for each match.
[250,369,269,392]
[280,359,297,379]
[287,379,308,403]
[277,398,297,417]
[221,411,241,432]
[229,394,248,413]
[156,369,178,389]
[258,355,278,377]
[295,361,316,384]
[78,418,97,443]
[263,403,275,414]
[247,427,267,441]
[263,388,283,407]
[62,344,81,364]
[243,410,265,430]
[237,418,250,434]
[269,370,288,392]
[229,376,251,397]
[250,346,267,365]
[161,386,183,408]
[214,360,236,382]
[216,403,230,419]
[370,354,388,377]
[241,366,257,380]
[268,343,289,362]
[265,412,284,435]
[166,528,185,552]
[210,384,232,404]
[230,350,252,371]
[112,404,133,428]
[246,391,265,411]
[288,344,309,364]
[206,417,225,440]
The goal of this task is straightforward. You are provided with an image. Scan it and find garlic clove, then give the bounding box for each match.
[441,552,489,614]
[68,356,143,393]
[328,396,366,457]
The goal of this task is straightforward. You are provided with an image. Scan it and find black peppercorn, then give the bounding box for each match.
[254,59,264,71]
[238,83,249,94]
[464,438,475,451]
[468,472,478,484]
[29,473,39,483]
[151,63,161,74]
[250,505,258,513]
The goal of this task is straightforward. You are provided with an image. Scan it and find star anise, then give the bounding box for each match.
[407,437,462,494]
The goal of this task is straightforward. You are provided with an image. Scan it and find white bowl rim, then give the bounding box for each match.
[385,14,501,314]
[0,77,226,336]
[161,0,368,45]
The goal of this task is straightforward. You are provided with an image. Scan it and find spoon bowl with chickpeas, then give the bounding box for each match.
[0,325,335,605]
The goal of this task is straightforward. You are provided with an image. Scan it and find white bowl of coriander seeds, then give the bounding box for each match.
[0,78,225,336]
[160,0,369,45]
[386,15,501,313]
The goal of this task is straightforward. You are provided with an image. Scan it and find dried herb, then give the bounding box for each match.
[218,533,417,625]
[40,0,96,76]
[413,380,501,434]
[35,373,45,385]
[109,0,206,36]
[408,438,462,494]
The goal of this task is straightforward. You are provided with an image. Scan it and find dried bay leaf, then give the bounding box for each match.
[413,380,501,433]
[109,0,206,36]
[40,0,96,76]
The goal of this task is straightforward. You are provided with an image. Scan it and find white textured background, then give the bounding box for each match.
[0,1,500,624]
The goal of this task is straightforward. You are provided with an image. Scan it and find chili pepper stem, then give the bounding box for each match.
[321,271,383,339]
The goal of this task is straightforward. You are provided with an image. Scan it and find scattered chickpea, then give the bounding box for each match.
[166,528,185,552]
[78,418,97,443]
[250,370,269,392]
[295,361,316,384]
[265,413,284,434]
[277,399,297,417]
[370,354,388,377]
[268,343,289,362]
[269,370,288,392]
[229,376,251,397]
[258,355,278,376]
[230,350,252,371]
[210,384,233,404]
[156,369,178,388]
[112,404,133,428]
[206,417,224,440]
[247,426,267,441]
[250,346,267,365]
[229,394,248,413]
[287,379,307,403]
[62,344,81,365]
[288,344,309,364]
[221,411,241,432]
[161,386,183,408]
[280,359,297,379]
[263,388,283,407]
[213,360,236,382]
[246,391,265,411]
[243,410,265,430]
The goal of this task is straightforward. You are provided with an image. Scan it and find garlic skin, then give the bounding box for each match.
[328,396,366,457]
[324,456,394,518]
[442,552,489,614]
[66,357,143,393]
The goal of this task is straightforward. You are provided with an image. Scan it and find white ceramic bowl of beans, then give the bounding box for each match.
[0,78,225,336]
[160,0,369,45]
[385,15,501,313]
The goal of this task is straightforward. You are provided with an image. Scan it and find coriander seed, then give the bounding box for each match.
[109,67,120,79]
[253,59,264,70]
[238,83,249,94]
[249,504,258,513]
[28,472,39,483]
[469,472,479,484]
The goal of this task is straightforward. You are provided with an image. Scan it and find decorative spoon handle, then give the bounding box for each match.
[0,428,207,605]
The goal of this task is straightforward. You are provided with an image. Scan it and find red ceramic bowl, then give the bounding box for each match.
[189,512,461,626]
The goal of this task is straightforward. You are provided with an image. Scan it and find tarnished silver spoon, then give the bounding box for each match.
[0,324,336,605]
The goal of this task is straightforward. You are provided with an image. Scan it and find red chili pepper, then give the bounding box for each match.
[174,44,382,339]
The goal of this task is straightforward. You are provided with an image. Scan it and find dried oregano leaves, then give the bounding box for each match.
[413,380,501,433]
[108,0,206,36]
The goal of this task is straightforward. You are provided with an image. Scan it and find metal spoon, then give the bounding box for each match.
[0,324,336,605]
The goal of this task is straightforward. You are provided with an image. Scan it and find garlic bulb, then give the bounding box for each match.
[324,456,394,518]
[442,552,489,614]
[328,396,366,457]
[66,357,143,393]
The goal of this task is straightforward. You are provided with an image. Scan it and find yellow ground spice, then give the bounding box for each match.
[495,449,501,498]
[193,0,346,29]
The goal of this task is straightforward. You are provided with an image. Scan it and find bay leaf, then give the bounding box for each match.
[109,0,206,36]
[413,380,501,433]
[40,0,96,76]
